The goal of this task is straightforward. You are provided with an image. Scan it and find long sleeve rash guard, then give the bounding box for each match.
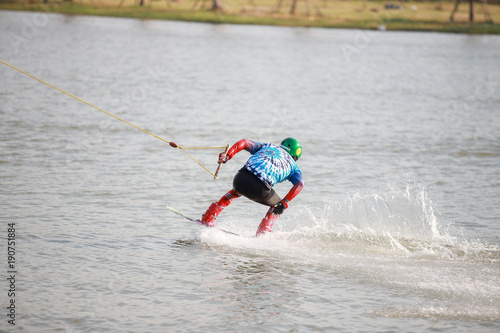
[226,139,304,202]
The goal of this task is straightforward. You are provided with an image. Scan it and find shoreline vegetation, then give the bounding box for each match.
[1,0,500,34]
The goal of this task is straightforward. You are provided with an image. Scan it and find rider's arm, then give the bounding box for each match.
[220,139,261,162]
[283,176,304,202]
[273,173,303,215]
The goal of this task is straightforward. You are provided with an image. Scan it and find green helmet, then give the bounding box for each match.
[280,137,302,161]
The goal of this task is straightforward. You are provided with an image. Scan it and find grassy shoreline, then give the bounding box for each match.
[1,0,500,34]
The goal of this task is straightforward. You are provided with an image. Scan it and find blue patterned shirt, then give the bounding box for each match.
[243,142,303,187]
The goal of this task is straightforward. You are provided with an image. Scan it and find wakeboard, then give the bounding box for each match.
[167,206,240,236]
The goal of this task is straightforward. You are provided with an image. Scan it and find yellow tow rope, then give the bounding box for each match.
[1,59,227,178]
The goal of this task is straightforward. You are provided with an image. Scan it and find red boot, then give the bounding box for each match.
[199,191,240,227]
[256,218,274,236]
[200,202,223,227]
[256,207,279,236]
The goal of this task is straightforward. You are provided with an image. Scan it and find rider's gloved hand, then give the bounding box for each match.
[273,199,289,215]
[218,152,229,163]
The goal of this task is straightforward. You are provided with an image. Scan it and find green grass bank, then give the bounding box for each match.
[1,0,500,34]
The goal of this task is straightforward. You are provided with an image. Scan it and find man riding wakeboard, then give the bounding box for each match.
[199,138,304,236]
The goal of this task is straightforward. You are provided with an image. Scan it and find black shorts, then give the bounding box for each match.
[232,168,281,207]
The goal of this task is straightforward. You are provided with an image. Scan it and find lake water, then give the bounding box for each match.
[1,10,499,332]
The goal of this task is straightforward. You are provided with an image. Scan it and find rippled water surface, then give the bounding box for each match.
[1,10,500,332]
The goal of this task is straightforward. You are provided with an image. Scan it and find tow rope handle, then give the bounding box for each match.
[213,145,229,179]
